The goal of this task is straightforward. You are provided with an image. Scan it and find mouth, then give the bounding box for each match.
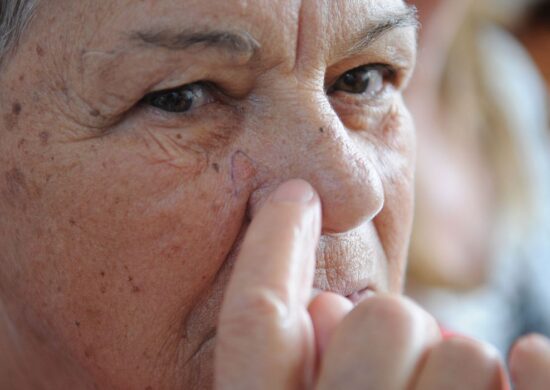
[310,286,376,306]
[346,287,376,305]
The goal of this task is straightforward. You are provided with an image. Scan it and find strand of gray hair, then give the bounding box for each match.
[0,0,39,63]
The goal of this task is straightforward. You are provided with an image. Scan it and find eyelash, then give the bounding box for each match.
[141,82,216,114]
[140,63,397,115]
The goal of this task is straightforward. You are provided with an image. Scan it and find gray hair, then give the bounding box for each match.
[0,0,39,64]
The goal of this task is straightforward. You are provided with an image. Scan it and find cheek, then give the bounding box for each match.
[139,129,211,177]
[372,104,416,292]
[9,126,255,382]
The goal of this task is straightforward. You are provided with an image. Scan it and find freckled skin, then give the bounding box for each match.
[0,0,416,388]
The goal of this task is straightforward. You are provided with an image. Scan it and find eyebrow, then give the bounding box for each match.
[346,5,419,56]
[131,28,260,59]
[129,5,417,61]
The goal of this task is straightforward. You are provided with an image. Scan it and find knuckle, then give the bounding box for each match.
[221,287,290,330]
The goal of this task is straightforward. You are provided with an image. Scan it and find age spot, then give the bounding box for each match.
[3,103,22,130]
[39,131,50,145]
[84,347,94,359]
[5,167,28,198]
[36,45,45,57]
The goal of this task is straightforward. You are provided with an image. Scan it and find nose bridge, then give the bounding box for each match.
[253,86,385,234]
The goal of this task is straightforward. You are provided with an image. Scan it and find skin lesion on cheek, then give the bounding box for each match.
[230,150,258,196]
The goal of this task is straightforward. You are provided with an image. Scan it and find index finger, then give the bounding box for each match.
[509,334,550,390]
[215,179,322,390]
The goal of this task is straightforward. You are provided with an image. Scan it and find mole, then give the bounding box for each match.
[12,102,22,115]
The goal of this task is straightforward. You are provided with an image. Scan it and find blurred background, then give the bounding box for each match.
[404,0,550,355]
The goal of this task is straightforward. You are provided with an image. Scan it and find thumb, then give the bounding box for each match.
[215,179,322,390]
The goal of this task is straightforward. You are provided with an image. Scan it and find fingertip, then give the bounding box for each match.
[509,333,550,384]
[308,292,353,357]
[271,179,316,204]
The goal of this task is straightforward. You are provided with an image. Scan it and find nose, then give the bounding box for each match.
[248,89,384,235]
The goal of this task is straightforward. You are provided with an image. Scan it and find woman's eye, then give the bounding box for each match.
[142,83,212,113]
[330,64,394,97]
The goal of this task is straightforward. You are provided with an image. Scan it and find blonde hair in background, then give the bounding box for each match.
[407,0,550,288]
[439,3,532,225]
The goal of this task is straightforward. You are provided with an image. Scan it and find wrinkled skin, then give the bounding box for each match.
[0,0,416,387]
[0,0,546,389]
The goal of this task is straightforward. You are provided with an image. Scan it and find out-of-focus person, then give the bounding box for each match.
[484,0,550,93]
[405,0,550,355]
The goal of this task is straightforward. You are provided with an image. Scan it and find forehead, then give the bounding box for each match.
[40,0,411,61]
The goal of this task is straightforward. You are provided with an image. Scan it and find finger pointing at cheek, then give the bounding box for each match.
[215,180,322,390]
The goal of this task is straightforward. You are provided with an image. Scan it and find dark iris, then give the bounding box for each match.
[144,86,195,113]
[331,65,389,95]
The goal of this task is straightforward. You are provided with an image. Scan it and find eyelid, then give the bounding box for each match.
[143,81,208,98]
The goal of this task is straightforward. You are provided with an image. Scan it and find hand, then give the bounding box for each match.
[215,180,509,389]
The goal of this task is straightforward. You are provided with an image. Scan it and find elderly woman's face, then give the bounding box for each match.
[0,0,416,387]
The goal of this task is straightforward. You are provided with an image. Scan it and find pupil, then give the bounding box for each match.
[342,69,370,94]
[152,89,194,112]
[343,72,357,86]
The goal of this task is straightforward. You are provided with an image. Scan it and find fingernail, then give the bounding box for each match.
[272,180,314,204]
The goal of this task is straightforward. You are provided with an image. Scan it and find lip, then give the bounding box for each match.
[309,286,376,306]
[346,287,376,305]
